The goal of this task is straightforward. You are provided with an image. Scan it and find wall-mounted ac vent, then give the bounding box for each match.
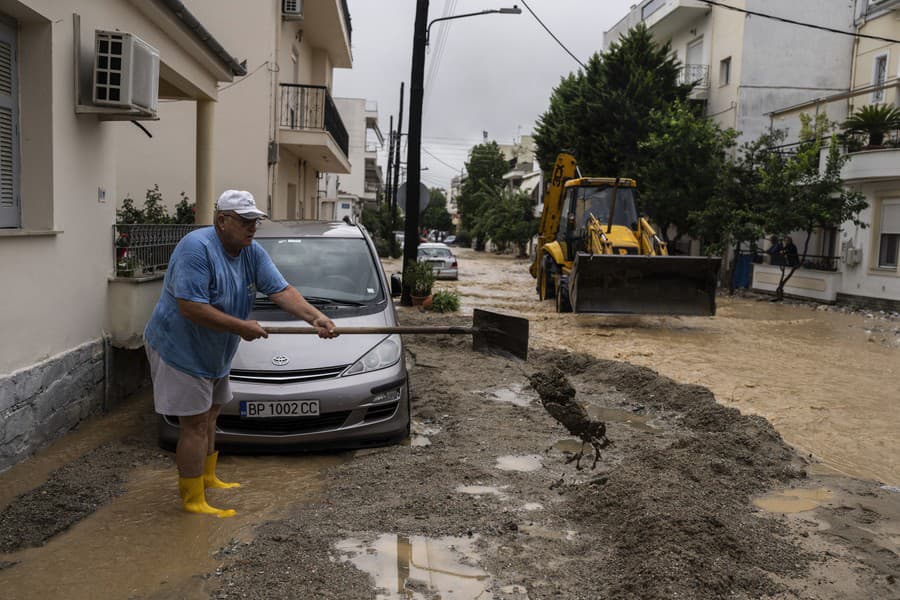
[92,30,159,114]
[283,0,304,20]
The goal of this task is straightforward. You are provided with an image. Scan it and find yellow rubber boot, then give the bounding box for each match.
[178,476,237,518]
[204,451,241,489]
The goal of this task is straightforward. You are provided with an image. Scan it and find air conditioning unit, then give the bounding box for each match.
[282,0,304,20]
[92,30,159,113]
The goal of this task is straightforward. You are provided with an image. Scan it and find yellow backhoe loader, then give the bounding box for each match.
[529,152,721,315]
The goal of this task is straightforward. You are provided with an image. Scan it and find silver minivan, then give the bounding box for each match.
[158,221,409,450]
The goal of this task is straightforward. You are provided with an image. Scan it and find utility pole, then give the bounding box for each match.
[385,114,394,210]
[391,82,405,259]
[401,0,428,306]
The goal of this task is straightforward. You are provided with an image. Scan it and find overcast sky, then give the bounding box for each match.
[332,0,637,191]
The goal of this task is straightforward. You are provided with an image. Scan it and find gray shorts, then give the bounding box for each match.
[145,344,232,416]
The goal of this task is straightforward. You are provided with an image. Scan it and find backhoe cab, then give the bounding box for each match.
[531,153,721,316]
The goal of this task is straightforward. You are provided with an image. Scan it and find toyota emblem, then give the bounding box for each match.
[272,354,290,366]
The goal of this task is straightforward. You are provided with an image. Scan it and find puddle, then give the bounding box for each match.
[753,487,833,513]
[456,485,507,496]
[481,384,537,407]
[0,454,341,600]
[495,454,542,472]
[335,533,491,599]
[520,503,544,511]
[585,406,658,432]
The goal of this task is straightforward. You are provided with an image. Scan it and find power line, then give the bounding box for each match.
[218,61,271,93]
[520,0,585,69]
[701,1,900,44]
[423,146,462,171]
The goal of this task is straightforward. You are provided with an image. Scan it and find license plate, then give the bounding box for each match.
[239,400,319,418]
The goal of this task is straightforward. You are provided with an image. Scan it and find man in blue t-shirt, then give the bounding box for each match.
[144,190,336,517]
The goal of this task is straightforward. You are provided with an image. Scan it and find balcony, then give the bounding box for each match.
[678,64,709,99]
[642,0,708,40]
[295,0,352,68]
[279,84,351,173]
[829,147,900,183]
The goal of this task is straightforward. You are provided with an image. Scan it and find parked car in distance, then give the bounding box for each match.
[417,242,458,280]
[443,235,457,245]
[158,221,410,451]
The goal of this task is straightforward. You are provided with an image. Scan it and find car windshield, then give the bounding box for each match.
[418,247,452,258]
[257,237,382,304]
[575,186,638,229]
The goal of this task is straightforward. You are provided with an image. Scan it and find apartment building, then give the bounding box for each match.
[604,0,856,144]
[0,0,243,470]
[322,98,384,222]
[116,0,353,223]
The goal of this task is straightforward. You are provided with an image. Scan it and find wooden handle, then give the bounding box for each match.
[265,326,475,335]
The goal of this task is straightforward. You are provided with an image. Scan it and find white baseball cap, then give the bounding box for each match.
[216,189,268,219]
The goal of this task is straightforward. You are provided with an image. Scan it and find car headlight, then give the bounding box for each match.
[343,335,402,376]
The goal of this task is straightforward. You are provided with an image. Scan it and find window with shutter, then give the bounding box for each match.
[0,18,18,228]
[878,201,900,269]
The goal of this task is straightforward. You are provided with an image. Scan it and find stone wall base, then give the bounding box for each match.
[0,339,150,473]
[836,293,900,313]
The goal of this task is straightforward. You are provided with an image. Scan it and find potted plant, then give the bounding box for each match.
[404,260,436,305]
[842,104,900,148]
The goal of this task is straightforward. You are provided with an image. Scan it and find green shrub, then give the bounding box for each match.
[404,260,436,296]
[430,290,460,312]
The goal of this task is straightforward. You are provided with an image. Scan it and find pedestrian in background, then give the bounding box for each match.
[767,235,785,266]
[784,236,800,267]
[144,190,337,517]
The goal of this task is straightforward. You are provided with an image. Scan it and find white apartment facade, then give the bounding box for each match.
[0,0,243,470]
[604,0,856,144]
[322,98,384,222]
[115,0,353,224]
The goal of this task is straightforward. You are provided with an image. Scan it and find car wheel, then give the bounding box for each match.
[540,256,557,300]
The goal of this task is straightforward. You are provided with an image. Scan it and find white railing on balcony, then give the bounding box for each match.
[679,64,709,88]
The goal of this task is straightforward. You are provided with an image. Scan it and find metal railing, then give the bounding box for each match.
[365,181,381,194]
[340,0,352,42]
[113,224,202,277]
[279,84,349,157]
[679,64,709,88]
[736,249,839,272]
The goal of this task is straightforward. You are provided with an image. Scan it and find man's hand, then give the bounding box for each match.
[237,320,269,341]
[312,316,338,339]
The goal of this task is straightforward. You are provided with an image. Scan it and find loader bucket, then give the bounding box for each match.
[569,253,722,316]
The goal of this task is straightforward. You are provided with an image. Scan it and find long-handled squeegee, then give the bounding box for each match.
[266,308,529,360]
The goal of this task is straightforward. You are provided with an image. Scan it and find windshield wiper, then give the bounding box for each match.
[304,296,366,307]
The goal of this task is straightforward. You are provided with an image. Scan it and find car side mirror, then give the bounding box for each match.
[390,273,402,297]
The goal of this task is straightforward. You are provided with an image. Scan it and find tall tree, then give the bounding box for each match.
[458,142,507,250]
[533,24,690,177]
[479,188,537,257]
[422,187,453,232]
[637,101,737,243]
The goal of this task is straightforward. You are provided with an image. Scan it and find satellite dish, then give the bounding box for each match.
[397,182,430,215]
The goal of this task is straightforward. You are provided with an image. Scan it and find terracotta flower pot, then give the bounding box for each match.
[411,294,431,307]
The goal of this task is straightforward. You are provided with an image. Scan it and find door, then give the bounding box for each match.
[685,37,704,85]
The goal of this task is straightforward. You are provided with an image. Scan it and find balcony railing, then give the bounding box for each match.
[113,224,202,277]
[678,64,709,88]
[365,181,381,194]
[279,84,349,158]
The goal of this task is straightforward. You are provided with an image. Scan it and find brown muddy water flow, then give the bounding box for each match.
[390,248,900,487]
[0,392,343,600]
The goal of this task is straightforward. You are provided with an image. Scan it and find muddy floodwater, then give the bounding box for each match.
[0,247,897,599]
[390,248,900,487]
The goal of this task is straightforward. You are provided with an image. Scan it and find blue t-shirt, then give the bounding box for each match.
[144,227,288,378]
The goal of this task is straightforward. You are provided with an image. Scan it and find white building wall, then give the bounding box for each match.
[738,0,855,143]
